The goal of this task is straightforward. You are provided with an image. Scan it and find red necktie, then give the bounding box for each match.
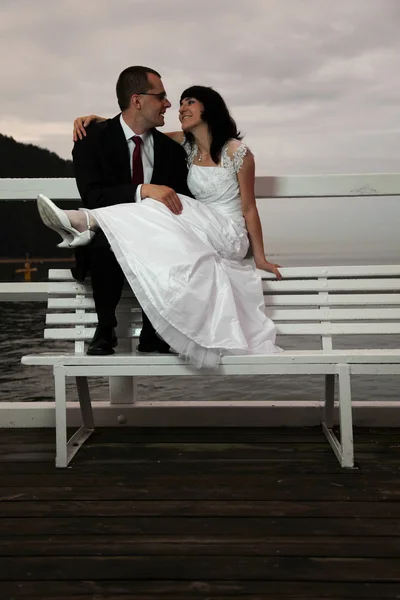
[131,136,144,185]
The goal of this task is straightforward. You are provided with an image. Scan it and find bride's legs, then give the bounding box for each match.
[36,194,99,248]
[64,210,99,233]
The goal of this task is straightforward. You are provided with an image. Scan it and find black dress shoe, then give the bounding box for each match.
[87,326,117,356]
[137,336,175,354]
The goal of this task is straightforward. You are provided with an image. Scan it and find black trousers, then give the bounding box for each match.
[88,243,156,341]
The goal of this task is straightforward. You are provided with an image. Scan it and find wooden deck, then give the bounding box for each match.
[0,427,400,599]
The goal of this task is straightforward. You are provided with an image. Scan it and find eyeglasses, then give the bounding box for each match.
[137,91,168,101]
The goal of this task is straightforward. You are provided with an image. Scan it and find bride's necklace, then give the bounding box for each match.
[197,150,210,162]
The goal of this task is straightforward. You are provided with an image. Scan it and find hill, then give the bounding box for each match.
[0,133,73,178]
[0,134,77,274]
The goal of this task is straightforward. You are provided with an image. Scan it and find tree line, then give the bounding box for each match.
[0,133,73,178]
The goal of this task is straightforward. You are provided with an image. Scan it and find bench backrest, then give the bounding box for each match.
[46,266,400,353]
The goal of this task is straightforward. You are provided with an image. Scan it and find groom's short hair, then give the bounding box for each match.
[116,66,161,111]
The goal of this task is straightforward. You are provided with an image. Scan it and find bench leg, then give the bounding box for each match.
[322,364,355,468]
[54,365,68,468]
[53,367,95,468]
[76,376,94,429]
[337,364,354,468]
[324,374,335,428]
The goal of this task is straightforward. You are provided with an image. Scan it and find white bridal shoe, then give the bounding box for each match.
[37,194,95,248]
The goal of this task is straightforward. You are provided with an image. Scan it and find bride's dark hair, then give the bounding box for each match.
[180,85,242,164]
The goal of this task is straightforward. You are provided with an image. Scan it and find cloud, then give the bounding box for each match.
[0,0,399,173]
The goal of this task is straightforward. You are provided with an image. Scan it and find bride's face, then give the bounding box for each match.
[179,97,204,131]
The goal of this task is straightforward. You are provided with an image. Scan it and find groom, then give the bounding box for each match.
[72,65,192,355]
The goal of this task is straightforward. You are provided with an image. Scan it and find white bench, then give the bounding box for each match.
[21,266,400,468]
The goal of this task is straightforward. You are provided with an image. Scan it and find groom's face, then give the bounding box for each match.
[140,73,171,128]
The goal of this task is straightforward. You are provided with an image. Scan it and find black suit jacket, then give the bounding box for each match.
[72,114,192,280]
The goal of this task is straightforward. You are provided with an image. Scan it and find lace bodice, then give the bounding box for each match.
[183,139,249,225]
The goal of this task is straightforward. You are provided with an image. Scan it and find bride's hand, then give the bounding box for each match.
[73,115,105,142]
[255,258,282,280]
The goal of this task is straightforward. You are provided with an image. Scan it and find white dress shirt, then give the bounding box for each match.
[119,114,154,202]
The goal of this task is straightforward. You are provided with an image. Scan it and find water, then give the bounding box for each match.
[0,303,399,404]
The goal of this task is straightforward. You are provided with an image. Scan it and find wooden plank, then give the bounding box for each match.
[4,440,352,459]
[55,440,400,459]
[0,438,357,459]
[1,499,400,518]
[0,426,397,440]
[0,428,330,445]
[3,427,399,447]
[1,516,400,537]
[0,450,350,470]
[2,579,400,599]
[0,451,351,465]
[3,430,396,447]
[1,474,399,500]
[0,535,399,558]
[0,457,346,475]
[0,426,392,438]
[1,555,400,581]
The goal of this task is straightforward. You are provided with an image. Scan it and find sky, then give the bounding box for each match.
[0,0,399,175]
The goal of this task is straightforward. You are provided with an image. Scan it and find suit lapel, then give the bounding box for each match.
[151,128,165,183]
[103,115,131,183]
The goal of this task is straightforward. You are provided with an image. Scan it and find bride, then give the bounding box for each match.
[38,85,282,368]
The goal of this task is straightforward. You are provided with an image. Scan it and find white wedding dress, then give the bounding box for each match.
[90,140,280,368]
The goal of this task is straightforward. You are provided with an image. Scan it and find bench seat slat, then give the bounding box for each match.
[266,308,400,321]
[262,278,400,293]
[47,294,400,311]
[49,279,400,296]
[44,327,142,340]
[46,313,143,325]
[264,293,400,306]
[43,322,400,340]
[276,322,400,335]
[47,298,139,310]
[260,265,400,278]
[48,283,138,298]
[21,348,400,367]
[44,307,400,326]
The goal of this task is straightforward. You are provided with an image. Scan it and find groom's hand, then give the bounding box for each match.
[141,184,183,215]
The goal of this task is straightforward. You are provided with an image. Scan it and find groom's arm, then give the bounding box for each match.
[72,127,137,209]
